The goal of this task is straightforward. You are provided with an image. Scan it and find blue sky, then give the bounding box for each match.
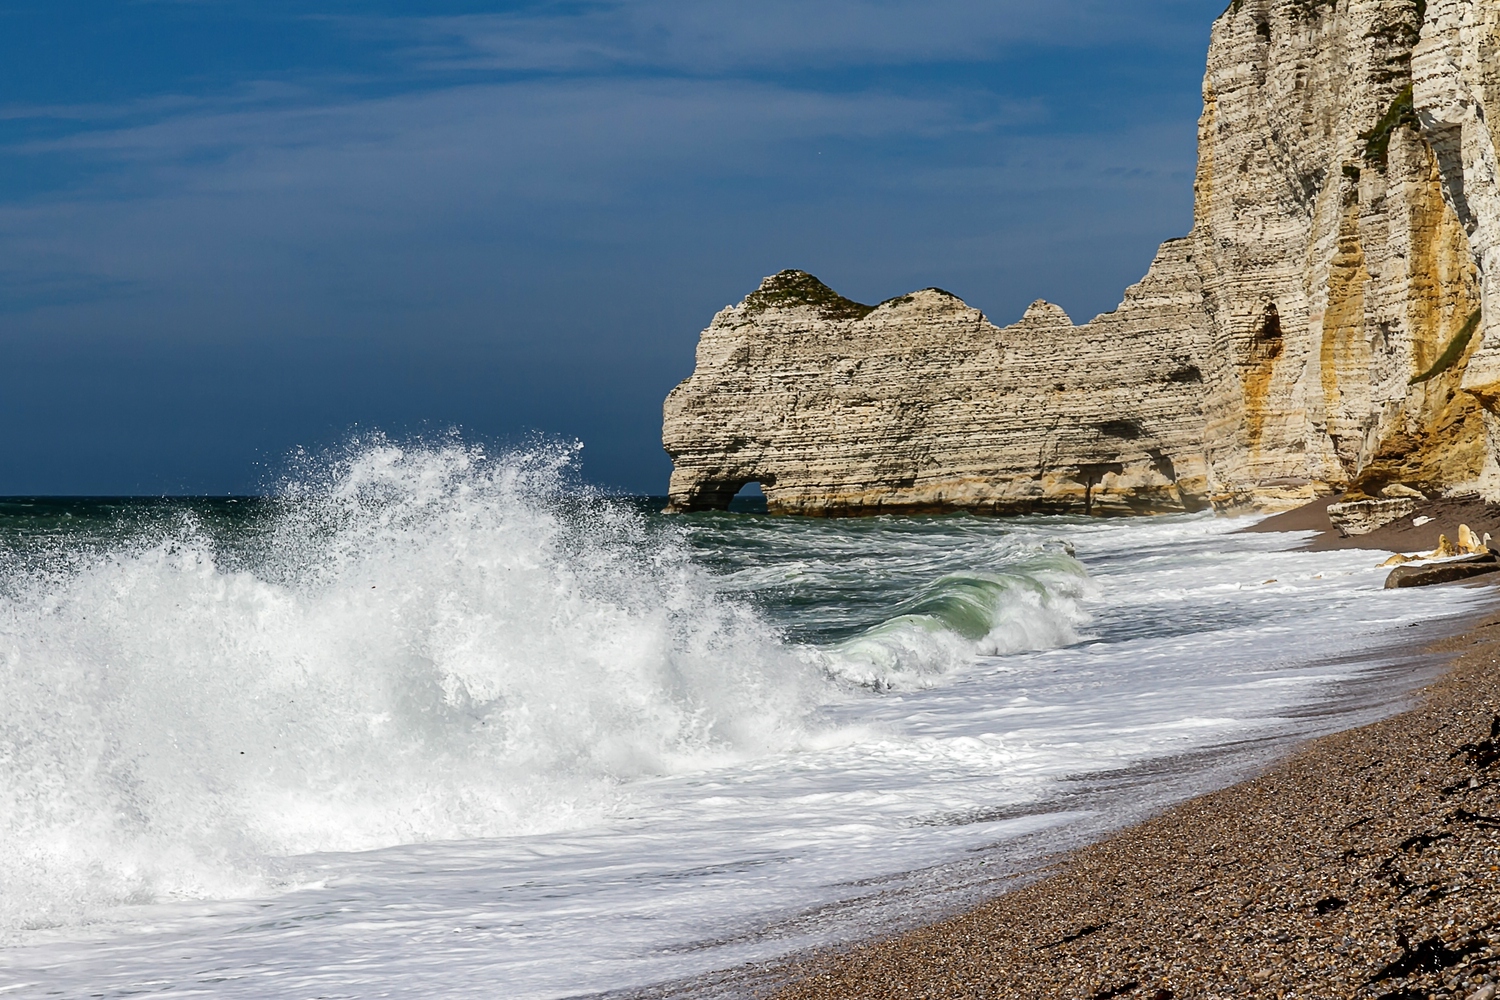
[0,0,1224,495]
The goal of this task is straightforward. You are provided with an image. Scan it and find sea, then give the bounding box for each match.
[0,439,1489,999]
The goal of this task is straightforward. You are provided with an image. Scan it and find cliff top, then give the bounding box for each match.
[742,270,876,321]
[740,270,976,324]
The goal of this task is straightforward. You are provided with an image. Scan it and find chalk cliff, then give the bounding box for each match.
[664,0,1500,516]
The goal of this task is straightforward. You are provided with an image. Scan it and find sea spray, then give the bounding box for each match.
[0,440,815,934]
[3,488,1485,999]
[0,440,1097,937]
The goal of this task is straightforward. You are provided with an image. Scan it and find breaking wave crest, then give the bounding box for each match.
[0,438,1093,935]
[815,555,1092,689]
[0,440,812,934]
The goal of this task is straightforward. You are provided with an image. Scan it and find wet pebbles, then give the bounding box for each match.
[771,613,1500,1000]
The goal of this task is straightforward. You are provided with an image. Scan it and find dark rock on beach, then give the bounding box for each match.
[1386,554,1500,589]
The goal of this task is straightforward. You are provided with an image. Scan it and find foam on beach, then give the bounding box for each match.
[0,444,1491,997]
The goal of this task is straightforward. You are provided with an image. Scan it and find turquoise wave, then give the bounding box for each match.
[816,548,1092,688]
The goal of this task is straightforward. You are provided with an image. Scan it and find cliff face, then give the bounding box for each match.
[663,259,1219,516]
[663,0,1500,516]
[1192,0,1488,506]
[1419,0,1500,427]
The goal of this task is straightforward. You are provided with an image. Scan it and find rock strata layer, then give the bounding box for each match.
[1328,497,1421,534]
[664,0,1500,516]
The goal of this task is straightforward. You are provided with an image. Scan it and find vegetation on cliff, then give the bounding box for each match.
[1410,309,1484,385]
[743,270,876,322]
[1362,84,1419,168]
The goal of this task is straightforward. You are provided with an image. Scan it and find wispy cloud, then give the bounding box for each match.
[0,69,1195,328]
[382,1,1212,76]
[0,0,1217,491]
[7,78,996,208]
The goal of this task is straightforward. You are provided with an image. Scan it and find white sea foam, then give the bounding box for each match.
[0,442,806,933]
[816,559,1094,687]
[2,445,1490,999]
[0,440,1088,939]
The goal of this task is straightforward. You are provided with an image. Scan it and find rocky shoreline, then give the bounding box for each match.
[762,592,1500,1000]
[1246,493,1500,554]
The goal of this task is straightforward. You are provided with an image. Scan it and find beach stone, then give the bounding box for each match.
[1384,553,1500,588]
[664,0,1500,517]
[1328,499,1420,536]
[1382,484,1427,500]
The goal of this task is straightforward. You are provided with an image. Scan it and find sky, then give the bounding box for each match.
[0,0,1225,496]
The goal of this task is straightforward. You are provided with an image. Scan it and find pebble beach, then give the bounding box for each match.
[768,598,1500,1000]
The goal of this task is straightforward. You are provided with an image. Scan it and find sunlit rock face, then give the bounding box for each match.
[662,262,1217,517]
[1195,0,1488,506]
[1417,0,1500,481]
[664,0,1500,516]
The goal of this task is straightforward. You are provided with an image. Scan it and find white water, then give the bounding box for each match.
[0,442,1489,998]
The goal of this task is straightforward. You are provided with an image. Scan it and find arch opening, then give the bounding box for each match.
[676,475,773,512]
[727,481,768,514]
